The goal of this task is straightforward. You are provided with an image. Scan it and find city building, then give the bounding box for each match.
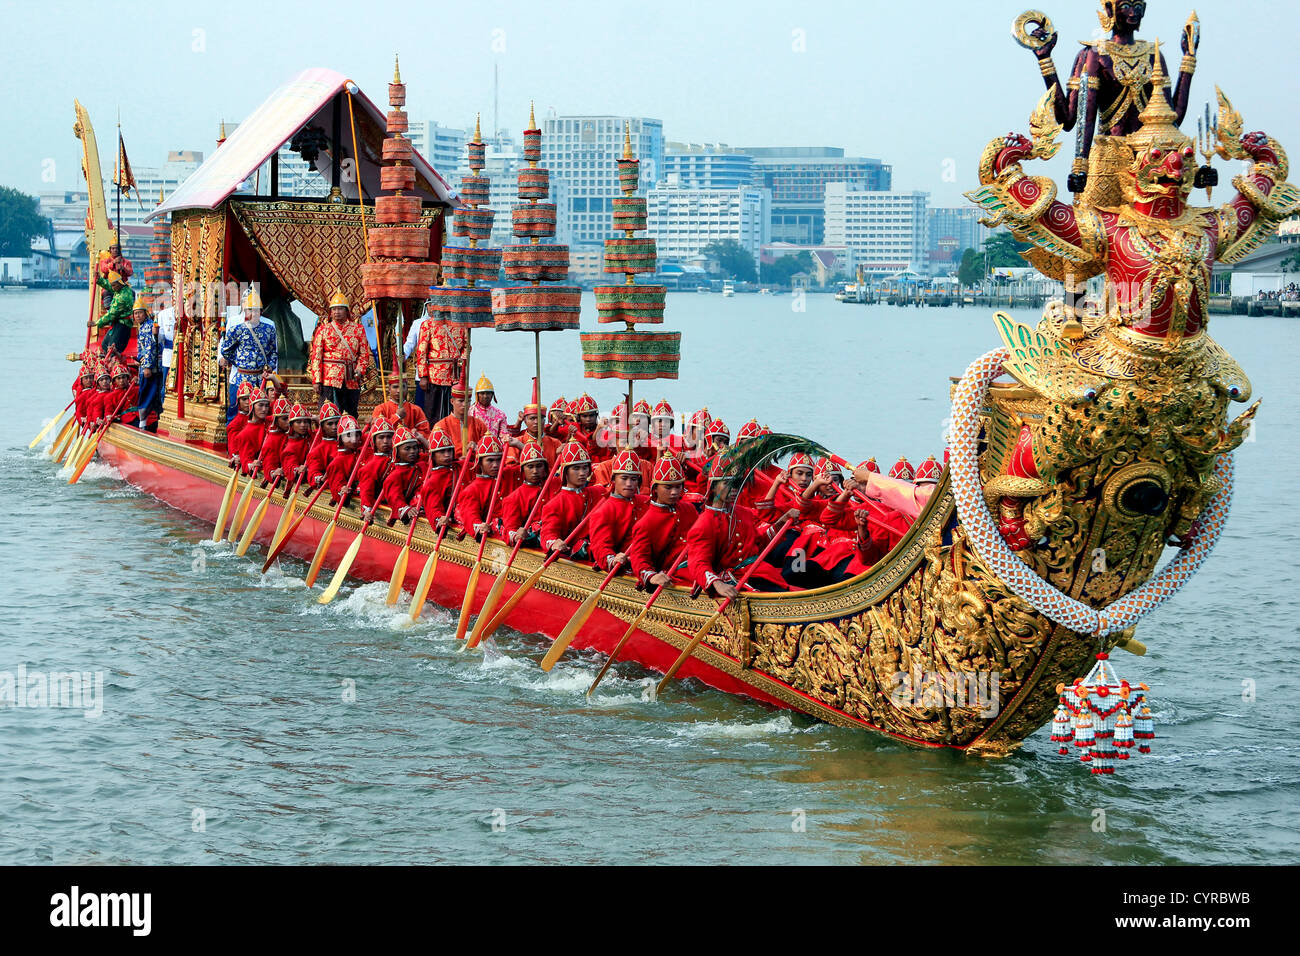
[406,121,468,182]
[661,143,756,190]
[823,185,929,275]
[542,115,664,246]
[645,175,770,262]
[743,147,891,245]
[928,206,983,269]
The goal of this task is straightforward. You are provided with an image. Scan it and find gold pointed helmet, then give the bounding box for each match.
[132,292,150,312]
[328,289,351,311]
[244,287,264,310]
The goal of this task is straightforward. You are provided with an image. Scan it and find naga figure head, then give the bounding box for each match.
[1121,49,1196,210]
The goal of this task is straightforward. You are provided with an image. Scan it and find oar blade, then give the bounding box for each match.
[540,588,602,671]
[212,470,240,541]
[318,530,365,604]
[454,565,483,642]
[30,410,66,449]
[408,549,440,621]
[269,488,299,554]
[304,522,337,588]
[467,572,511,648]
[386,546,410,605]
[227,476,256,542]
[474,563,547,646]
[235,492,273,557]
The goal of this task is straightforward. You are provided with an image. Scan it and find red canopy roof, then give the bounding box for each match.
[147,68,456,221]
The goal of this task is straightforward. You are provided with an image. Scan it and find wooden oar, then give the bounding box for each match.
[453,459,512,642]
[317,511,378,604]
[467,510,595,648]
[587,542,689,695]
[304,422,378,588]
[386,500,423,606]
[49,414,78,460]
[466,458,564,647]
[654,516,794,697]
[540,557,624,671]
[62,419,93,469]
[211,467,241,541]
[235,474,283,557]
[408,446,479,621]
[261,474,332,573]
[226,471,258,543]
[66,391,131,485]
[30,399,74,449]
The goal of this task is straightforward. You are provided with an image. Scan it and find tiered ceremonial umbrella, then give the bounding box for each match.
[360,57,439,405]
[581,124,678,443]
[427,115,501,432]
[491,104,582,443]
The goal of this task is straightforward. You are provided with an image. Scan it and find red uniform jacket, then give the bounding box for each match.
[455,467,521,532]
[501,481,552,539]
[358,454,393,510]
[539,484,608,549]
[685,504,784,594]
[259,430,288,483]
[325,447,361,502]
[234,419,269,475]
[572,424,614,464]
[627,501,698,587]
[75,383,96,425]
[418,464,456,522]
[105,384,138,426]
[587,493,649,570]
[306,438,337,488]
[279,434,313,482]
[226,412,248,450]
[382,458,427,516]
[84,388,111,424]
[761,481,825,524]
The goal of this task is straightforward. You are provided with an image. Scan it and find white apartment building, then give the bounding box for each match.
[824,184,929,275]
[541,116,664,245]
[645,176,771,262]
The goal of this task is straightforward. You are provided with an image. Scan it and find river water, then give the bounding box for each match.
[1,288,1296,865]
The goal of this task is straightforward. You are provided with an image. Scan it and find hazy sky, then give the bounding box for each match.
[3,0,1297,207]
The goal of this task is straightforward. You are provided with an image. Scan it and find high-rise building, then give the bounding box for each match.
[661,143,756,190]
[407,121,468,182]
[541,115,664,246]
[743,147,891,245]
[824,185,929,275]
[645,176,771,262]
[469,131,571,250]
[927,206,983,268]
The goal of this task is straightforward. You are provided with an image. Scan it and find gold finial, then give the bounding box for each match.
[218,118,227,140]
[393,54,402,84]
[157,185,165,203]
[473,113,482,144]
[622,121,633,160]
[1135,40,1178,129]
[528,100,537,130]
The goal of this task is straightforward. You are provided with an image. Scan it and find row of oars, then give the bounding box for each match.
[34,403,753,697]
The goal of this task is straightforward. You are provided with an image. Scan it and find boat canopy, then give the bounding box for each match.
[147,68,456,221]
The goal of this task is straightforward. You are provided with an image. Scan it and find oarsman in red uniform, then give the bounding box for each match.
[648,400,676,455]
[627,453,697,589]
[106,363,140,428]
[455,434,519,538]
[569,394,613,464]
[685,459,796,597]
[225,381,255,452]
[276,404,314,486]
[306,402,342,489]
[540,440,608,556]
[72,359,96,425]
[432,383,487,457]
[324,415,364,506]
[382,427,427,525]
[257,398,291,484]
[543,397,569,442]
[627,399,654,459]
[84,367,113,427]
[358,419,396,515]
[758,453,824,523]
[232,388,272,476]
[586,449,648,571]
[501,440,552,546]
[417,429,458,528]
[807,475,889,582]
